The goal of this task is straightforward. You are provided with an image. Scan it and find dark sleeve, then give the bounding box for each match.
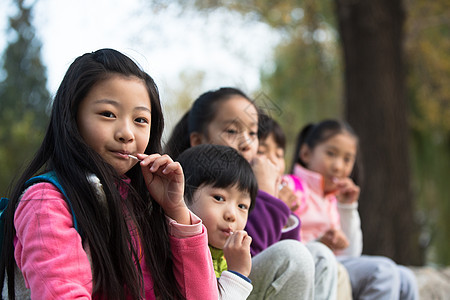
[245,190,301,256]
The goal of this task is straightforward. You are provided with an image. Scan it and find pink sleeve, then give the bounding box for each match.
[329,196,341,230]
[169,221,218,300]
[14,183,92,299]
[166,211,203,238]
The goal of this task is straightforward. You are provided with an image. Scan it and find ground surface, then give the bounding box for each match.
[410,266,450,299]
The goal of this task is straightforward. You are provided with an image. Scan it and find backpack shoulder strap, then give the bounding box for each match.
[25,171,79,233]
[0,198,8,215]
[0,197,9,247]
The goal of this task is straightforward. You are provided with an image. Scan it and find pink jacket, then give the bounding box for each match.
[283,164,363,257]
[14,182,218,299]
[283,164,341,243]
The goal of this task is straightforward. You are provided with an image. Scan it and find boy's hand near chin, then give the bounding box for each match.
[223,230,252,277]
[278,183,300,212]
[251,155,280,197]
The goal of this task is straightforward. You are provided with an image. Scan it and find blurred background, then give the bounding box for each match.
[1,0,449,267]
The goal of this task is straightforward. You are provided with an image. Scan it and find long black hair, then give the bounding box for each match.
[177,144,258,211]
[0,49,184,299]
[164,87,253,159]
[290,119,363,185]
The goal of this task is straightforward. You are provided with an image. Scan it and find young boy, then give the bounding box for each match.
[177,144,258,299]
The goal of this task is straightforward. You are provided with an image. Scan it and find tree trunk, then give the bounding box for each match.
[336,0,422,265]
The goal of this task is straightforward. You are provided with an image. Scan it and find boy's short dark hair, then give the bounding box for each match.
[177,144,258,211]
[258,111,286,150]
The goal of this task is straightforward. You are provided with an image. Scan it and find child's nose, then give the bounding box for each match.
[332,158,344,171]
[224,207,236,222]
[115,121,134,143]
[238,132,252,152]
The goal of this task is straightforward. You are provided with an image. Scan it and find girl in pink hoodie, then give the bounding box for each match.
[0,49,217,299]
[284,119,418,300]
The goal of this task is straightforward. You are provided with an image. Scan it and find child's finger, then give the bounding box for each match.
[229,230,243,243]
[139,153,162,168]
[162,161,183,175]
[224,233,238,250]
[331,230,339,245]
[135,153,149,161]
[242,234,252,248]
[148,155,172,172]
[226,230,245,246]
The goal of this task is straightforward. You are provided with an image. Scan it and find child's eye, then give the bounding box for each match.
[249,131,257,137]
[238,203,249,210]
[257,149,267,155]
[326,150,335,157]
[100,111,115,118]
[225,129,238,135]
[135,117,149,124]
[213,195,225,202]
[344,156,354,164]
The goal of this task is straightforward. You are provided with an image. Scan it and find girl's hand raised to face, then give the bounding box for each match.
[334,177,360,204]
[278,183,300,212]
[138,153,191,225]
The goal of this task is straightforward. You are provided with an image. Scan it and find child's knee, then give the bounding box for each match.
[307,242,336,264]
[306,241,337,274]
[398,266,419,300]
[364,256,400,285]
[268,240,315,276]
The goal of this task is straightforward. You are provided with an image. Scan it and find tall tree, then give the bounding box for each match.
[0,0,50,194]
[336,0,421,264]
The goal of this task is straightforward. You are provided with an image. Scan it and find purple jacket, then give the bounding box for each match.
[245,190,301,256]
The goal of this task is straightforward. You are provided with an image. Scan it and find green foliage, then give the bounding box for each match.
[411,130,450,265]
[406,1,450,132]
[406,0,450,265]
[0,0,50,195]
[260,27,342,165]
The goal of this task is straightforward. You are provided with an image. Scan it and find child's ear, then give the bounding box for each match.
[299,144,311,165]
[190,132,203,147]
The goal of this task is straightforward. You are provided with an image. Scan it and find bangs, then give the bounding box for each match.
[209,162,257,200]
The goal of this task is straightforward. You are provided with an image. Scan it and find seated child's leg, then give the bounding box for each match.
[306,241,338,300]
[337,262,352,300]
[338,255,400,300]
[397,265,419,300]
[248,239,315,300]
